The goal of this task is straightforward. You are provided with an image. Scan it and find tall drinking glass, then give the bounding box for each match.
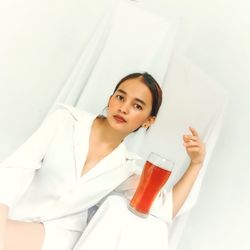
[128,152,174,218]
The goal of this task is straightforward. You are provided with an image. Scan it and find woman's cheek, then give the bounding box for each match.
[132,112,147,125]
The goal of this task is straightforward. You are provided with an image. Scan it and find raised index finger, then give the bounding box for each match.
[189,126,199,137]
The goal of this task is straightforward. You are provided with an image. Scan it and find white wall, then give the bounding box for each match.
[1,0,249,249]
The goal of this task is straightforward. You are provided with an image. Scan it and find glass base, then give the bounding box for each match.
[127,204,149,218]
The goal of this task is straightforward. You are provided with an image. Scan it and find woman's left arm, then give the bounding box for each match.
[172,127,206,218]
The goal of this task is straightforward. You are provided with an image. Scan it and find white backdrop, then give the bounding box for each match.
[0,0,249,250]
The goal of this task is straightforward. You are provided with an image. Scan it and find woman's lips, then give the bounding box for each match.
[113,115,127,123]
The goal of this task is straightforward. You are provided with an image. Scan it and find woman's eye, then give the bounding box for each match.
[134,104,142,110]
[116,95,124,101]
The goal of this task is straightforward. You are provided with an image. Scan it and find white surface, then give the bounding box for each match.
[74,195,169,250]
[0,0,249,250]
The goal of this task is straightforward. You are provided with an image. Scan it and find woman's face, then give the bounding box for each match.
[107,77,155,135]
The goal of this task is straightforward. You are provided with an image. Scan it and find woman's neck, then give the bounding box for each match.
[92,116,126,149]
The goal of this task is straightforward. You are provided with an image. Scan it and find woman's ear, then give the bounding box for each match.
[143,116,156,129]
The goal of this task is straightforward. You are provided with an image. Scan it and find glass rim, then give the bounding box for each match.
[147,152,174,170]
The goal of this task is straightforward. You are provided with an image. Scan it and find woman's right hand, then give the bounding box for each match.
[183,127,206,166]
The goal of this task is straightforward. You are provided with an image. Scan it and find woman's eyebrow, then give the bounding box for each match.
[117,89,127,95]
[117,89,146,106]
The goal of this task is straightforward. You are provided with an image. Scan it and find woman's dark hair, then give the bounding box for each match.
[112,72,163,117]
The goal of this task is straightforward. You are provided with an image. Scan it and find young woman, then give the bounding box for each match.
[0,73,205,250]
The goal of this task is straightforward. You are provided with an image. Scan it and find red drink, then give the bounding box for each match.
[129,155,173,217]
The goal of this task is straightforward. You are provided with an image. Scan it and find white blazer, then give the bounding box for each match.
[0,104,172,232]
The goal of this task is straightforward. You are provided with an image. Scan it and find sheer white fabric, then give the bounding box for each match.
[49,1,228,249]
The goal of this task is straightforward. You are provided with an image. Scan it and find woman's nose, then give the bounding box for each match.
[119,102,129,114]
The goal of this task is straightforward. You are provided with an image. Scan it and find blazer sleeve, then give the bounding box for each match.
[0,108,65,207]
[115,174,173,225]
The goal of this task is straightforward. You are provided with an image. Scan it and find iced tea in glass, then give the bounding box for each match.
[128,152,174,217]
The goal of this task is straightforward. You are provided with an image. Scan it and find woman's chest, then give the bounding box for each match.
[81,143,114,177]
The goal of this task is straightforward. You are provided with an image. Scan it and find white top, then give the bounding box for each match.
[0,104,173,233]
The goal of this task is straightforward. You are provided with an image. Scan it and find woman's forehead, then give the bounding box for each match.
[117,78,153,103]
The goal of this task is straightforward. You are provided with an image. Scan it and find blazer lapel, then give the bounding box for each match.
[73,112,96,179]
